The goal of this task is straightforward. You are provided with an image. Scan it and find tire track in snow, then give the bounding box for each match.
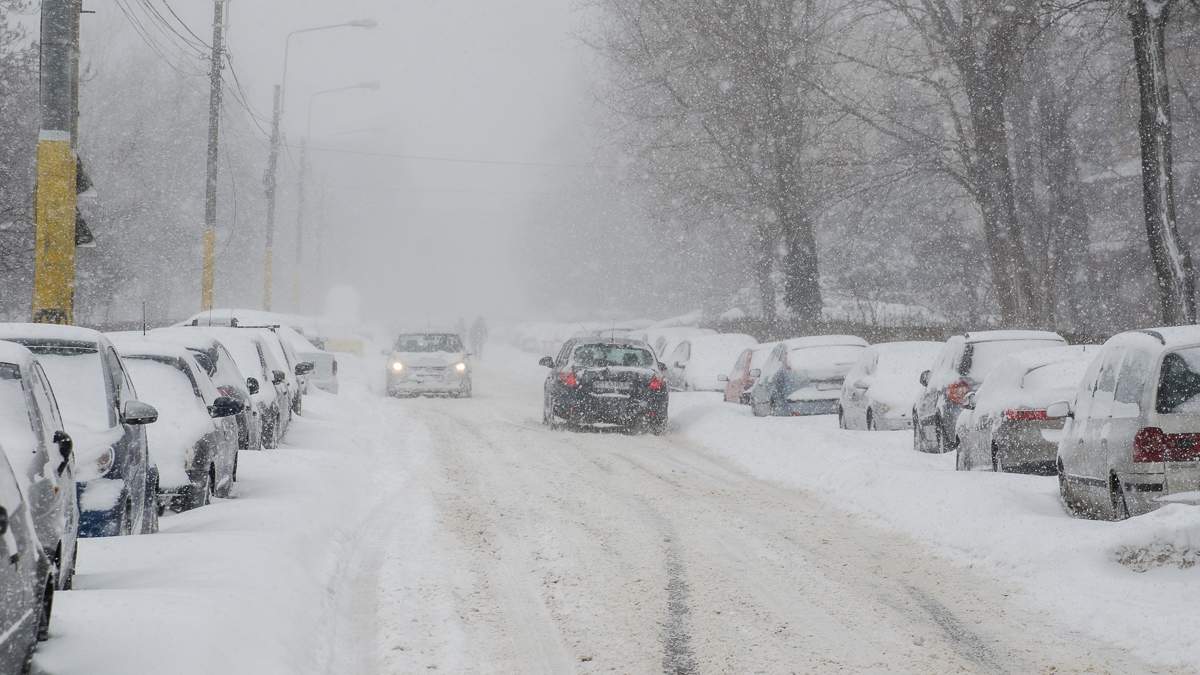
[661,537,697,675]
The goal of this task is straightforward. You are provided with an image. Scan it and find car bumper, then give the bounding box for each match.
[994,424,1062,475]
[1121,464,1200,515]
[783,398,839,416]
[553,392,667,426]
[876,413,913,430]
[388,374,469,395]
[76,478,129,538]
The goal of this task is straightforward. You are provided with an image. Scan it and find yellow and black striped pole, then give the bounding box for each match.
[32,0,80,325]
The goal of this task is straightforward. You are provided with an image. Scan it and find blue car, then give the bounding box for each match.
[0,325,159,538]
[750,336,868,417]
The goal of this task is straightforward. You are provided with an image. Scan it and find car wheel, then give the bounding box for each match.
[1058,460,1085,517]
[61,542,77,591]
[232,452,239,483]
[461,379,473,398]
[36,577,53,641]
[119,498,134,536]
[189,472,213,511]
[1110,474,1131,521]
[955,442,966,471]
[934,422,951,455]
[837,407,845,429]
[913,417,922,452]
[991,444,1004,473]
[142,477,160,534]
[262,412,278,450]
[866,410,876,431]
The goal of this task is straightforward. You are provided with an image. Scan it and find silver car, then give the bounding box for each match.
[1052,327,1200,519]
[955,346,1097,475]
[839,341,941,431]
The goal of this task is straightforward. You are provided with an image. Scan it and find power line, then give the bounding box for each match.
[159,0,211,49]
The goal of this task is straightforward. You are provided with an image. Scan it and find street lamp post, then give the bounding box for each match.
[262,18,376,311]
[294,81,380,307]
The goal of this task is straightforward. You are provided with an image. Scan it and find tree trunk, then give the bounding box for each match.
[780,205,822,324]
[1041,98,1094,332]
[755,226,777,324]
[1129,0,1195,324]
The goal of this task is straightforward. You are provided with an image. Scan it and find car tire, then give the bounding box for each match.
[1058,460,1085,517]
[142,476,160,535]
[188,472,213,511]
[1110,474,1131,521]
[262,412,278,450]
[461,379,473,399]
[232,452,239,483]
[61,543,77,591]
[837,407,845,429]
[36,577,53,642]
[866,410,876,431]
[913,417,922,452]
[119,498,134,536]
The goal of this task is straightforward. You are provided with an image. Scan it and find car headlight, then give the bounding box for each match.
[96,447,116,477]
[874,401,891,414]
[390,361,404,373]
[455,362,467,373]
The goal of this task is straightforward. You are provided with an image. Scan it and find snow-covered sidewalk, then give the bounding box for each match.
[34,356,406,675]
[672,392,1200,669]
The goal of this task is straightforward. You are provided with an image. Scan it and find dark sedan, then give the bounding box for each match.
[541,338,668,434]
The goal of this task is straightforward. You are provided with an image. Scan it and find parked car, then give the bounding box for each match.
[188,327,290,448]
[0,445,54,672]
[721,342,780,404]
[665,333,757,392]
[540,337,668,433]
[146,328,261,451]
[0,324,159,537]
[386,333,472,398]
[954,346,1097,474]
[913,330,1066,454]
[278,325,337,394]
[257,327,311,415]
[111,337,243,511]
[839,341,941,431]
[643,327,716,360]
[750,336,869,417]
[0,342,79,590]
[1051,327,1200,519]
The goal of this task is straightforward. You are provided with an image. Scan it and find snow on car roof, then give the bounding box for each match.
[0,341,35,369]
[961,329,1065,343]
[0,322,102,344]
[780,335,868,349]
[145,327,222,351]
[1002,345,1098,373]
[688,333,757,348]
[1125,325,1200,349]
[108,334,194,362]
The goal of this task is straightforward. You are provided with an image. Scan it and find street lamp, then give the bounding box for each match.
[262,17,377,311]
[294,80,380,307]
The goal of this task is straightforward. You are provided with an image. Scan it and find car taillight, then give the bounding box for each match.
[1133,427,1200,462]
[558,371,578,388]
[946,380,970,405]
[648,376,664,391]
[1004,409,1048,422]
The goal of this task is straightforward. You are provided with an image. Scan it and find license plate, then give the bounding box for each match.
[593,380,632,393]
[815,381,841,391]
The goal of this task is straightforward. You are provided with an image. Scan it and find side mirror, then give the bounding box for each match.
[246,377,260,395]
[657,362,668,371]
[963,391,977,410]
[749,368,762,378]
[53,430,73,475]
[272,370,286,385]
[295,362,315,376]
[0,506,7,537]
[717,374,729,382]
[208,395,245,419]
[919,370,931,387]
[539,356,554,368]
[122,400,159,426]
[1046,400,1074,420]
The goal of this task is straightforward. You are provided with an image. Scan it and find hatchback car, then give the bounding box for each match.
[1051,327,1200,519]
[721,342,780,404]
[955,346,1096,474]
[839,341,941,430]
[541,338,668,433]
[913,330,1066,454]
[0,324,159,537]
[112,337,243,511]
[0,446,54,673]
[750,336,868,417]
[0,342,79,590]
[188,327,290,448]
[386,333,472,397]
[643,327,716,361]
[665,333,757,392]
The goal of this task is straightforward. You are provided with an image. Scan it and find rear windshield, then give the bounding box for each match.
[788,345,864,371]
[1022,359,1092,393]
[27,347,110,430]
[395,334,463,353]
[1157,348,1200,414]
[964,340,1063,378]
[572,344,655,368]
[0,364,36,462]
[123,357,204,415]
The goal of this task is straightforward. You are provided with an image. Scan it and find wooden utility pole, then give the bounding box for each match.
[32,0,81,324]
[201,0,228,312]
[263,85,281,311]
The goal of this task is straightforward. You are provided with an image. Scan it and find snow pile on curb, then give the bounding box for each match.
[1113,504,1200,572]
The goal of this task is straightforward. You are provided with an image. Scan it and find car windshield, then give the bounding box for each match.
[964,340,1063,379]
[26,346,111,430]
[573,344,655,368]
[395,334,463,353]
[789,345,865,371]
[1157,348,1200,414]
[1023,359,1092,393]
[0,364,36,462]
[123,357,204,416]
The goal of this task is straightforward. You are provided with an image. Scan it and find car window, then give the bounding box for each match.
[27,346,113,430]
[731,350,750,375]
[0,364,38,458]
[1090,348,1123,419]
[1113,349,1153,416]
[669,342,688,365]
[123,357,206,412]
[28,364,61,443]
[572,344,655,368]
[212,345,251,400]
[788,345,865,372]
[962,339,1065,379]
[1156,347,1200,414]
[394,334,464,353]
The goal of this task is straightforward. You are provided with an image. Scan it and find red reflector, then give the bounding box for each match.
[1134,427,1200,462]
[1004,409,1048,422]
[946,380,970,405]
[648,376,664,391]
[558,371,578,388]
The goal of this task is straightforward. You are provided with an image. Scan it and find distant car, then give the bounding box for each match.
[643,327,716,360]
[0,342,79,591]
[111,337,243,511]
[0,324,159,537]
[839,341,941,431]
[954,346,1097,475]
[0,445,54,672]
[750,336,868,417]
[540,337,668,433]
[665,333,757,392]
[138,329,259,452]
[386,333,472,398]
[278,325,337,394]
[721,342,780,405]
[1052,327,1200,519]
[188,327,290,449]
[913,330,1066,454]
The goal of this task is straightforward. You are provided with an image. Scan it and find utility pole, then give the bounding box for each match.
[201,0,228,312]
[293,138,307,309]
[32,0,81,325]
[263,85,281,310]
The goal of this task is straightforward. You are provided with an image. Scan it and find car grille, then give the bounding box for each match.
[412,366,447,376]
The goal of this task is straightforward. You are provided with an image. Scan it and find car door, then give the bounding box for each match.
[841,351,870,427]
[918,339,958,434]
[1085,347,1124,482]
[105,344,147,532]
[1060,351,1101,479]
[667,342,689,391]
[1111,347,1153,478]
[0,453,34,662]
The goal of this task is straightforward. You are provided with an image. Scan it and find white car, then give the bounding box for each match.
[386,333,472,398]
[278,325,338,395]
[665,333,757,392]
[839,341,941,430]
[643,327,716,360]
